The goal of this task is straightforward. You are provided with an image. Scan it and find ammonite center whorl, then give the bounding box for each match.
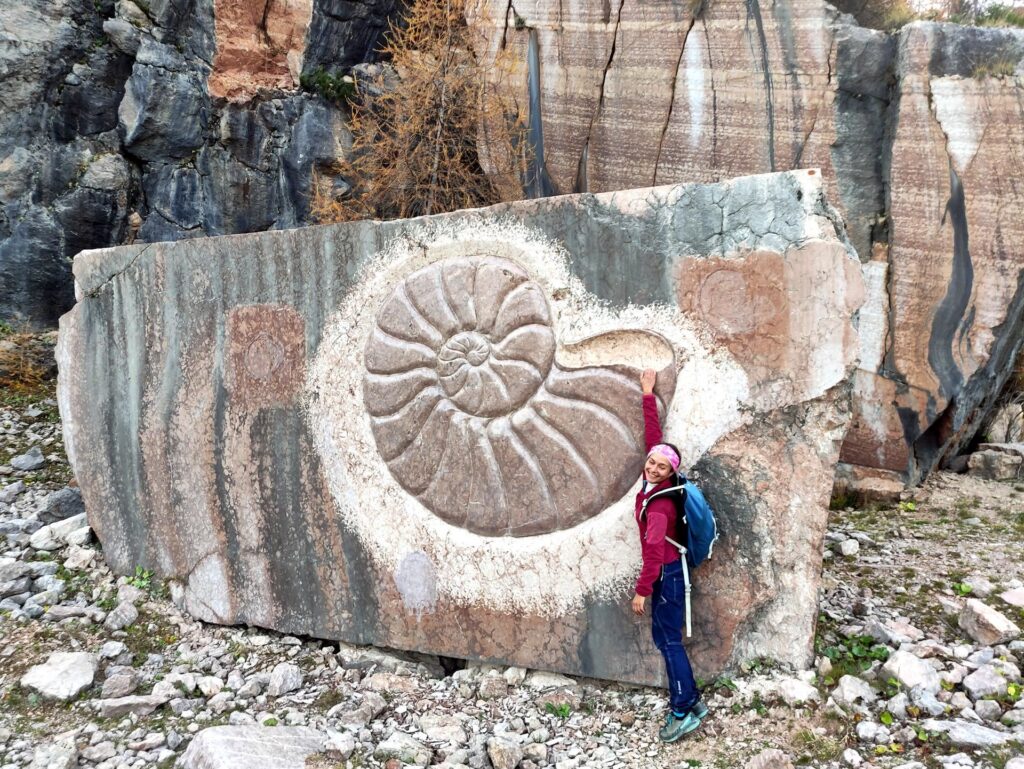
[364,255,668,538]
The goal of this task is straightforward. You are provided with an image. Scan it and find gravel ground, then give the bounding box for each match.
[1,352,1022,769]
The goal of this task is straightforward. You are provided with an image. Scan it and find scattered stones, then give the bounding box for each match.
[27,740,77,769]
[20,652,97,701]
[419,713,467,745]
[959,599,1022,646]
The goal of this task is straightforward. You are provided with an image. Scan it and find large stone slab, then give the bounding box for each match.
[58,170,862,683]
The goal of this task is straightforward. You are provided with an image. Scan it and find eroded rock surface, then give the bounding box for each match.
[467,7,1024,486]
[59,170,861,683]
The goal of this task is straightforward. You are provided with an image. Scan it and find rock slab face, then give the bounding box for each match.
[58,171,862,684]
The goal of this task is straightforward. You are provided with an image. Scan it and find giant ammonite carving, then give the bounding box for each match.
[364,256,675,537]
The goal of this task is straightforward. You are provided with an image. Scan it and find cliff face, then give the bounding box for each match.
[0,0,397,326]
[467,4,1024,483]
[3,0,1024,483]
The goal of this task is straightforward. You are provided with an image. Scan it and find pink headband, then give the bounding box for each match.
[648,444,680,471]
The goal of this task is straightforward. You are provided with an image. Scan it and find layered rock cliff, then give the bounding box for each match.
[4,0,1024,485]
[467,4,1024,484]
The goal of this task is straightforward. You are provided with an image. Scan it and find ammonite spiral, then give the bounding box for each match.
[364,256,672,537]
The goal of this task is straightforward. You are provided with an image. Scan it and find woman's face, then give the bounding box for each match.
[644,454,673,485]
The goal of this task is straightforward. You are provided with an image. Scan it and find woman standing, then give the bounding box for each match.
[632,368,708,742]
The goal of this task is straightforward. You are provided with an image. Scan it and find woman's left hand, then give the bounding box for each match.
[631,594,646,616]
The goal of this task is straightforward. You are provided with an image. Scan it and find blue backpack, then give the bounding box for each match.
[641,475,719,636]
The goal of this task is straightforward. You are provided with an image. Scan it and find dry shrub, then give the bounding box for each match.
[0,325,54,395]
[312,0,527,223]
[828,0,918,30]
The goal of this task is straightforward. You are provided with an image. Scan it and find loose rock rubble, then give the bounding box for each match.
[2,383,1024,769]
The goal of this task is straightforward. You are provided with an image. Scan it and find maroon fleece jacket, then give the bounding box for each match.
[634,393,681,597]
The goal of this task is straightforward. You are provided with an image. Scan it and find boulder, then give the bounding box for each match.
[179,726,327,769]
[967,450,1022,481]
[11,447,45,472]
[959,599,1022,646]
[103,600,139,631]
[267,663,303,697]
[881,650,941,695]
[38,487,85,524]
[27,740,77,769]
[57,170,863,684]
[1001,588,1024,609]
[20,652,97,701]
[374,732,431,766]
[119,39,210,162]
[920,718,1015,749]
[29,513,89,551]
[744,749,795,769]
[487,737,524,769]
[95,694,169,718]
[832,675,878,711]
[963,665,1009,701]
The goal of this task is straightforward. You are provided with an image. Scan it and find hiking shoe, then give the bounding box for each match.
[659,711,702,743]
[690,701,709,721]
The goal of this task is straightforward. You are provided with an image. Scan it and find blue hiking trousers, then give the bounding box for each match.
[651,559,699,713]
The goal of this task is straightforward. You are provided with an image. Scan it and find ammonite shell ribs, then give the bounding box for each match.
[364,255,669,537]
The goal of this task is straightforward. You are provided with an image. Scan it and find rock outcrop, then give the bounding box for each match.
[5,0,1023,490]
[466,5,1024,485]
[0,0,389,327]
[58,170,863,683]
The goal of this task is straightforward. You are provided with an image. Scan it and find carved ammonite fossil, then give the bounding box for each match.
[364,256,674,537]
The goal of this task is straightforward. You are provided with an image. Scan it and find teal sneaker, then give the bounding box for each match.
[690,701,709,721]
[658,711,702,743]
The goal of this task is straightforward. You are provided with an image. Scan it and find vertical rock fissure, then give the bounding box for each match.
[701,17,719,165]
[525,27,555,198]
[652,17,697,186]
[744,0,776,171]
[792,34,835,169]
[500,0,515,49]
[573,0,626,194]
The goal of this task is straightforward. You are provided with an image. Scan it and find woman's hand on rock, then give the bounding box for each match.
[640,369,656,395]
